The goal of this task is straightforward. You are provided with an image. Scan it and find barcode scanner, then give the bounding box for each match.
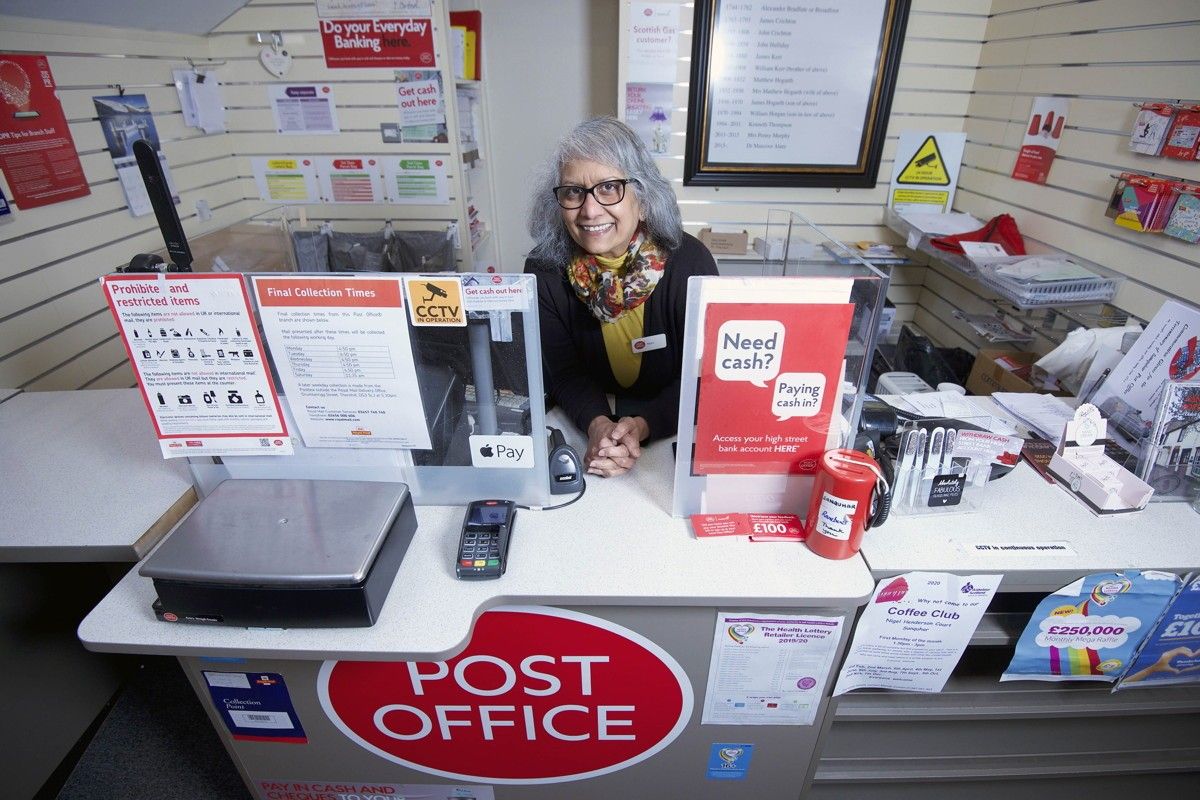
[548,427,584,495]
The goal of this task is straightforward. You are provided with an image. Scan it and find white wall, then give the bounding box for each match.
[478,0,620,272]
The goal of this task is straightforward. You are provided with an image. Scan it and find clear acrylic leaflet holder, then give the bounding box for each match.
[184,272,550,508]
[673,214,888,517]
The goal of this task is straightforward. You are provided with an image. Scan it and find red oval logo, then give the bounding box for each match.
[633,340,646,351]
[318,607,692,784]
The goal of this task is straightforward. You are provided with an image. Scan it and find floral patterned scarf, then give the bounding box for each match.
[566,230,666,323]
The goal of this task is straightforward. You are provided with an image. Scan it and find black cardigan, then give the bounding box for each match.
[524,233,718,441]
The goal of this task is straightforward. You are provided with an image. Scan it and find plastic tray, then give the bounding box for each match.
[973,263,1120,309]
[884,208,1120,309]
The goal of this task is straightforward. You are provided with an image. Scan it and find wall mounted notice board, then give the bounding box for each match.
[684,0,910,188]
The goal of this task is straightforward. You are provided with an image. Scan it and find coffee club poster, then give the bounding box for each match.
[693,303,853,475]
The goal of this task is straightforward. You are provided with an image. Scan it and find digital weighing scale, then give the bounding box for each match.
[140,479,417,627]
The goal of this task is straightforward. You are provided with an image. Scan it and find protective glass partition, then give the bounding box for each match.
[103,268,549,508]
[673,213,888,518]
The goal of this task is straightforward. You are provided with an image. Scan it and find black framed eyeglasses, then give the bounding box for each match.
[552,179,637,210]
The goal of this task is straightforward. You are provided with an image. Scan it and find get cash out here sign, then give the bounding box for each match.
[318,607,694,783]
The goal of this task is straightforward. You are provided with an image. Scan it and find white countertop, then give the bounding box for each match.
[78,431,876,661]
[0,389,195,562]
[861,460,1200,591]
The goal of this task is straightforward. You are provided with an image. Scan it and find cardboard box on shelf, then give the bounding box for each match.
[698,228,749,255]
[966,347,1068,396]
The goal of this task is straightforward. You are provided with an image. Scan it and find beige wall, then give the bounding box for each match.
[659,0,992,331]
[0,16,216,391]
[2,0,1198,390]
[923,0,1200,353]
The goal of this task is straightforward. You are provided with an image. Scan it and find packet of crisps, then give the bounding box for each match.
[1001,570,1181,683]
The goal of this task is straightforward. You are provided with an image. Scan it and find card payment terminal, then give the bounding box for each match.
[455,499,516,579]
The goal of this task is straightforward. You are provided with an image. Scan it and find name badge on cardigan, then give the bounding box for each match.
[631,333,666,353]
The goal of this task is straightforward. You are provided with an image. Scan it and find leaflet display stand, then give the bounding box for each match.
[673,214,888,517]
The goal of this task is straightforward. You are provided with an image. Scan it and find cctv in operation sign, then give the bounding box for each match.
[318,607,694,783]
[403,276,466,326]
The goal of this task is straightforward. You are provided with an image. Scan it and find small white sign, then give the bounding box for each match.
[701,612,843,726]
[228,710,295,730]
[269,84,340,135]
[889,131,966,213]
[627,3,681,84]
[316,0,432,17]
[960,241,1009,259]
[462,274,534,312]
[252,157,320,204]
[204,672,251,689]
[960,540,1078,557]
[469,434,535,469]
[383,156,449,204]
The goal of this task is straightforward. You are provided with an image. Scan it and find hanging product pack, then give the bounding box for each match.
[929,214,1026,256]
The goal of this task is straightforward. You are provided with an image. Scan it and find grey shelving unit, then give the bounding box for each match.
[812,664,1200,797]
[883,208,1140,351]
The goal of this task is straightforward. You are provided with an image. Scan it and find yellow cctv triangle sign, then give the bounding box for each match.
[896,135,951,185]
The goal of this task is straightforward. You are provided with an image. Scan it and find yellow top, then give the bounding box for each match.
[595,252,645,389]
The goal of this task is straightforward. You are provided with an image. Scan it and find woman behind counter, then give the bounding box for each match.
[525,117,717,477]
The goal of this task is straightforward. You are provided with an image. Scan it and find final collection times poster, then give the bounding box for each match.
[693,302,853,475]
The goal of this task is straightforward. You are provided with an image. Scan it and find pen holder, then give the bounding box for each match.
[890,423,992,517]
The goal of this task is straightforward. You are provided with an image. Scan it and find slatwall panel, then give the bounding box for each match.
[926,0,1200,354]
[0,16,238,391]
[206,0,473,249]
[650,0,991,329]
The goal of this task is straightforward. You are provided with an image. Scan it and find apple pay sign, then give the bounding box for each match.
[469,434,535,469]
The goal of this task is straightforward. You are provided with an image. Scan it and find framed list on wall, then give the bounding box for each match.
[684,0,910,188]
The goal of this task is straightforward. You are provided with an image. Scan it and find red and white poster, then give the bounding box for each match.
[318,606,693,784]
[319,18,435,69]
[1012,96,1069,185]
[0,54,90,209]
[101,274,291,459]
[693,303,853,475]
[316,156,383,203]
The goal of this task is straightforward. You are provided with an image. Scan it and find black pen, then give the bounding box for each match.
[1081,367,1111,404]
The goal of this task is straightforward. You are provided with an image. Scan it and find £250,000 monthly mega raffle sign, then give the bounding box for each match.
[318,607,694,784]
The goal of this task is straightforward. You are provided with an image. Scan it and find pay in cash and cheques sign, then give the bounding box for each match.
[319,607,693,783]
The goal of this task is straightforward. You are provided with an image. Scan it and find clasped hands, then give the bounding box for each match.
[586,415,649,477]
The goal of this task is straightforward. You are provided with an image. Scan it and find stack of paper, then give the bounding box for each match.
[991,392,1075,444]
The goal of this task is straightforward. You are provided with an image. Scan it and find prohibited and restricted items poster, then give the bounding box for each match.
[101,274,291,458]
